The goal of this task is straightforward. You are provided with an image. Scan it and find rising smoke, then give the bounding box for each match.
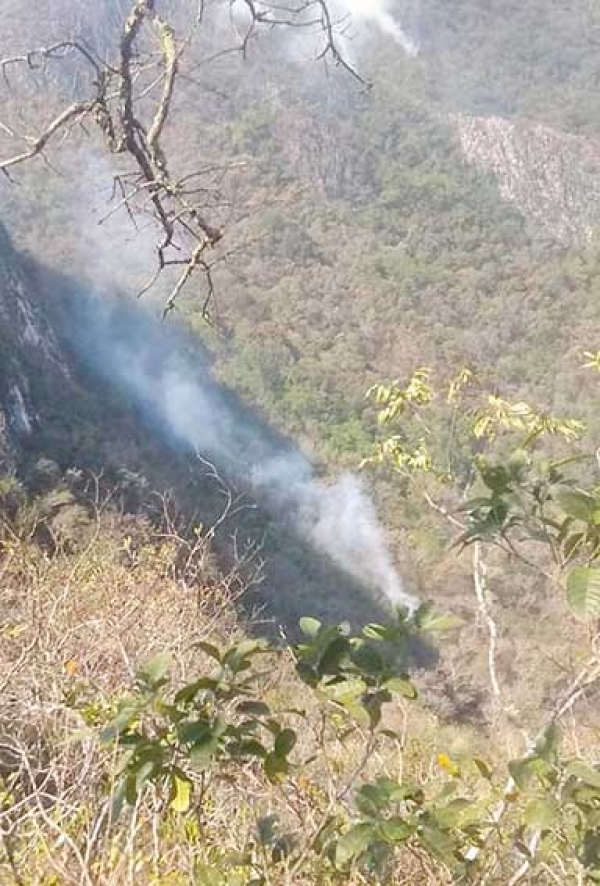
[47,0,418,613]
[232,0,419,63]
[65,292,416,612]
[335,0,418,56]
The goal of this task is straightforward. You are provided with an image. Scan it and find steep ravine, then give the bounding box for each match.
[0,225,411,638]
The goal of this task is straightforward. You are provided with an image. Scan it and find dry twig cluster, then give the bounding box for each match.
[0,0,361,317]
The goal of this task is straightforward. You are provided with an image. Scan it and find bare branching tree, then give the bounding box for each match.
[0,0,361,317]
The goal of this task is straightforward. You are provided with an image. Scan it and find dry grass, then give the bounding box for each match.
[1,497,596,884]
[0,503,457,885]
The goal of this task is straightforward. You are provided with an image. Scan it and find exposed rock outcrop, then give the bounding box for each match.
[0,224,71,472]
[454,113,600,244]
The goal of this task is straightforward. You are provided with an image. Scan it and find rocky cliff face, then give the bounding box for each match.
[0,224,71,472]
[453,114,600,244]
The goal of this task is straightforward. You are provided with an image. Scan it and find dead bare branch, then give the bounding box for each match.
[0,0,361,313]
[0,101,96,173]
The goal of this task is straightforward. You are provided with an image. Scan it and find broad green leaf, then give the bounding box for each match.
[324,676,367,701]
[109,780,127,821]
[318,636,352,674]
[323,677,369,724]
[295,660,318,687]
[195,641,222,662]
[356,779,422,816]
[178,719,212,744]
[473,758,493,781]
[138,652,172,685]
[555,489,599,523]
[479,465,510,494]
[434,798,480,830]
[379,817,413,843]
[99,705,139,742]
[174,677,219,705]
[236,700,271,718]
[362,623,390,641]
[356,781,396,815]
[299,617,321,638]
[256,814,278,846]
[274,728,297,758]
[534,724,561,761]
[524,797,558,830]
[364,689,390,729]
[350,642,385,675]
[134,760,156,792]
[189,728,222,769]
[416,607,463,634]
[566,568,600,621]
[223,639,267,673]
[264,751,289,782]
[418,824,457,864]
[335,823,376,866]
[386,676,417,699]
[124,772,138,805]
[567,761,600,790]
[508,758,535,790]
[170,771,192,813]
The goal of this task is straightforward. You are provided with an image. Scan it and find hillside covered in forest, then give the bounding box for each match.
[2,1,600,883]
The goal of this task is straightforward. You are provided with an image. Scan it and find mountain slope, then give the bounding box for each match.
[1,0,600,719]
[0,224,73,472]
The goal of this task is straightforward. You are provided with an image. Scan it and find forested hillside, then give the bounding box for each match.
[2,1,600,883]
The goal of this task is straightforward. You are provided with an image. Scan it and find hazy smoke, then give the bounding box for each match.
[234,0,419,63]
[336,0,418,56]
[67,294,416,612]
[253,458,410,606]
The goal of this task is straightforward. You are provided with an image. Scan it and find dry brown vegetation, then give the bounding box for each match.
[2,476,599,885]
[0,488,461,885]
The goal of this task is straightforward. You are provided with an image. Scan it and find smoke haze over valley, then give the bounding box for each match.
[2,0,600,635]
[62,289,416,611]
[4,5,600,880]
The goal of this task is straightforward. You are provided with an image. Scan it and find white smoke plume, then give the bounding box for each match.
[68,295,417,612]
[56,162,416,613]
[252,457,412,608]
[335,0,418,56]
[232,0,419,60]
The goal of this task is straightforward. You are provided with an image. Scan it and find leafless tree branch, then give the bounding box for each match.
[0,0,361,316]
